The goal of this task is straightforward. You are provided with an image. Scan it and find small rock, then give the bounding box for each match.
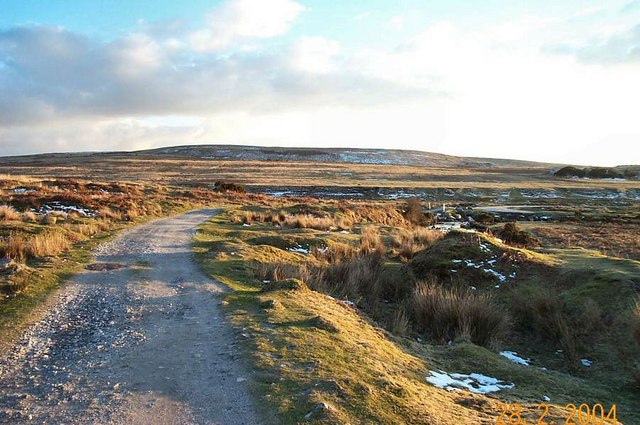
[303,402,333,420]
[259,299,279,310]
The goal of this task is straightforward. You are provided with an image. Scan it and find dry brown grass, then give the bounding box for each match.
[359,225,385,256]
[27,232,71,258]
[311,241,357,263]
[253,261,303,282]
[528,222,640,260]
[408,280,510,347]
[341,204,408,227]
[39,215,57,225]
[98,207,122,221]
[0,232,28,262]
[0,205,20,221]
[306,253,410,306]
[284,215,335,231]
[392,227,443,260]
[124,207,139,221]
[21,211,37,223]
[511,289,579,364]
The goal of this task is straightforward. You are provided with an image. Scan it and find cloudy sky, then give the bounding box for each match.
[1,0,639,165]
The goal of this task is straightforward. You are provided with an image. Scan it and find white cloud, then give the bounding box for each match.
[1,7,639,165]
[388,15,406,31]
[546,24,640,63]
[288,36,340,74]
[190,0,304,51]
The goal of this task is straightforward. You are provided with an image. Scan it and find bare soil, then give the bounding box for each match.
[0,209,262,424]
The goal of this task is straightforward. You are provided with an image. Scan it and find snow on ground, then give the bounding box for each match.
[451,255,514,284]
[426,370,514,394]
[288,244,310,254]
[13,187,36,194]
[39,202,95,217]
[581,359,592,367]
[500,351,530,366]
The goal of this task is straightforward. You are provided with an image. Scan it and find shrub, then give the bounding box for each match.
[0,205,20,221]
[554,166,587,178]
[499,222,540,248]
[471,211,495,224]
[403,198,433,226]
[213,181,246,193]
[408,281,510,347]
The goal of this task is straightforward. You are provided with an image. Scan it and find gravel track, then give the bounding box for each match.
[0,209,261,424]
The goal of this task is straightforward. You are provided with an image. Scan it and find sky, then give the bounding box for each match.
[0,1,639,165]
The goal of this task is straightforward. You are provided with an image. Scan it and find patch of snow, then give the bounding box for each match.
[13,187,36,194]
[242,223,250,227]
[426,370,514,394]
[479,243,492,253]
[543,396,551,402]
[483,268,507,282]
[500,351,530,366]
[288,244,310,254]
[39,202,95,217]
[581,359,592,367]
[339,230,349,234]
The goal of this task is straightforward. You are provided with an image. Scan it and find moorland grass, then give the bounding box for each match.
[195,207,639,424]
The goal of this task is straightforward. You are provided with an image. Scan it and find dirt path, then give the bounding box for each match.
[0,209,262,424]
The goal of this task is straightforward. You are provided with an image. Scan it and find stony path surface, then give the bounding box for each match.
[0,209,262,425]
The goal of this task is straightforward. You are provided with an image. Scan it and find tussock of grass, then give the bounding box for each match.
[27,231,72,258]
[391,227,443,261]
[0,205,20,221]
[409,280,510,347]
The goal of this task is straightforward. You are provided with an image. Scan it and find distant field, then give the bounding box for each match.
[1,153,639,197]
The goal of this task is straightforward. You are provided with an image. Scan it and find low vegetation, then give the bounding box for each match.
[195,201,640,424]
[2,162,639,423]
